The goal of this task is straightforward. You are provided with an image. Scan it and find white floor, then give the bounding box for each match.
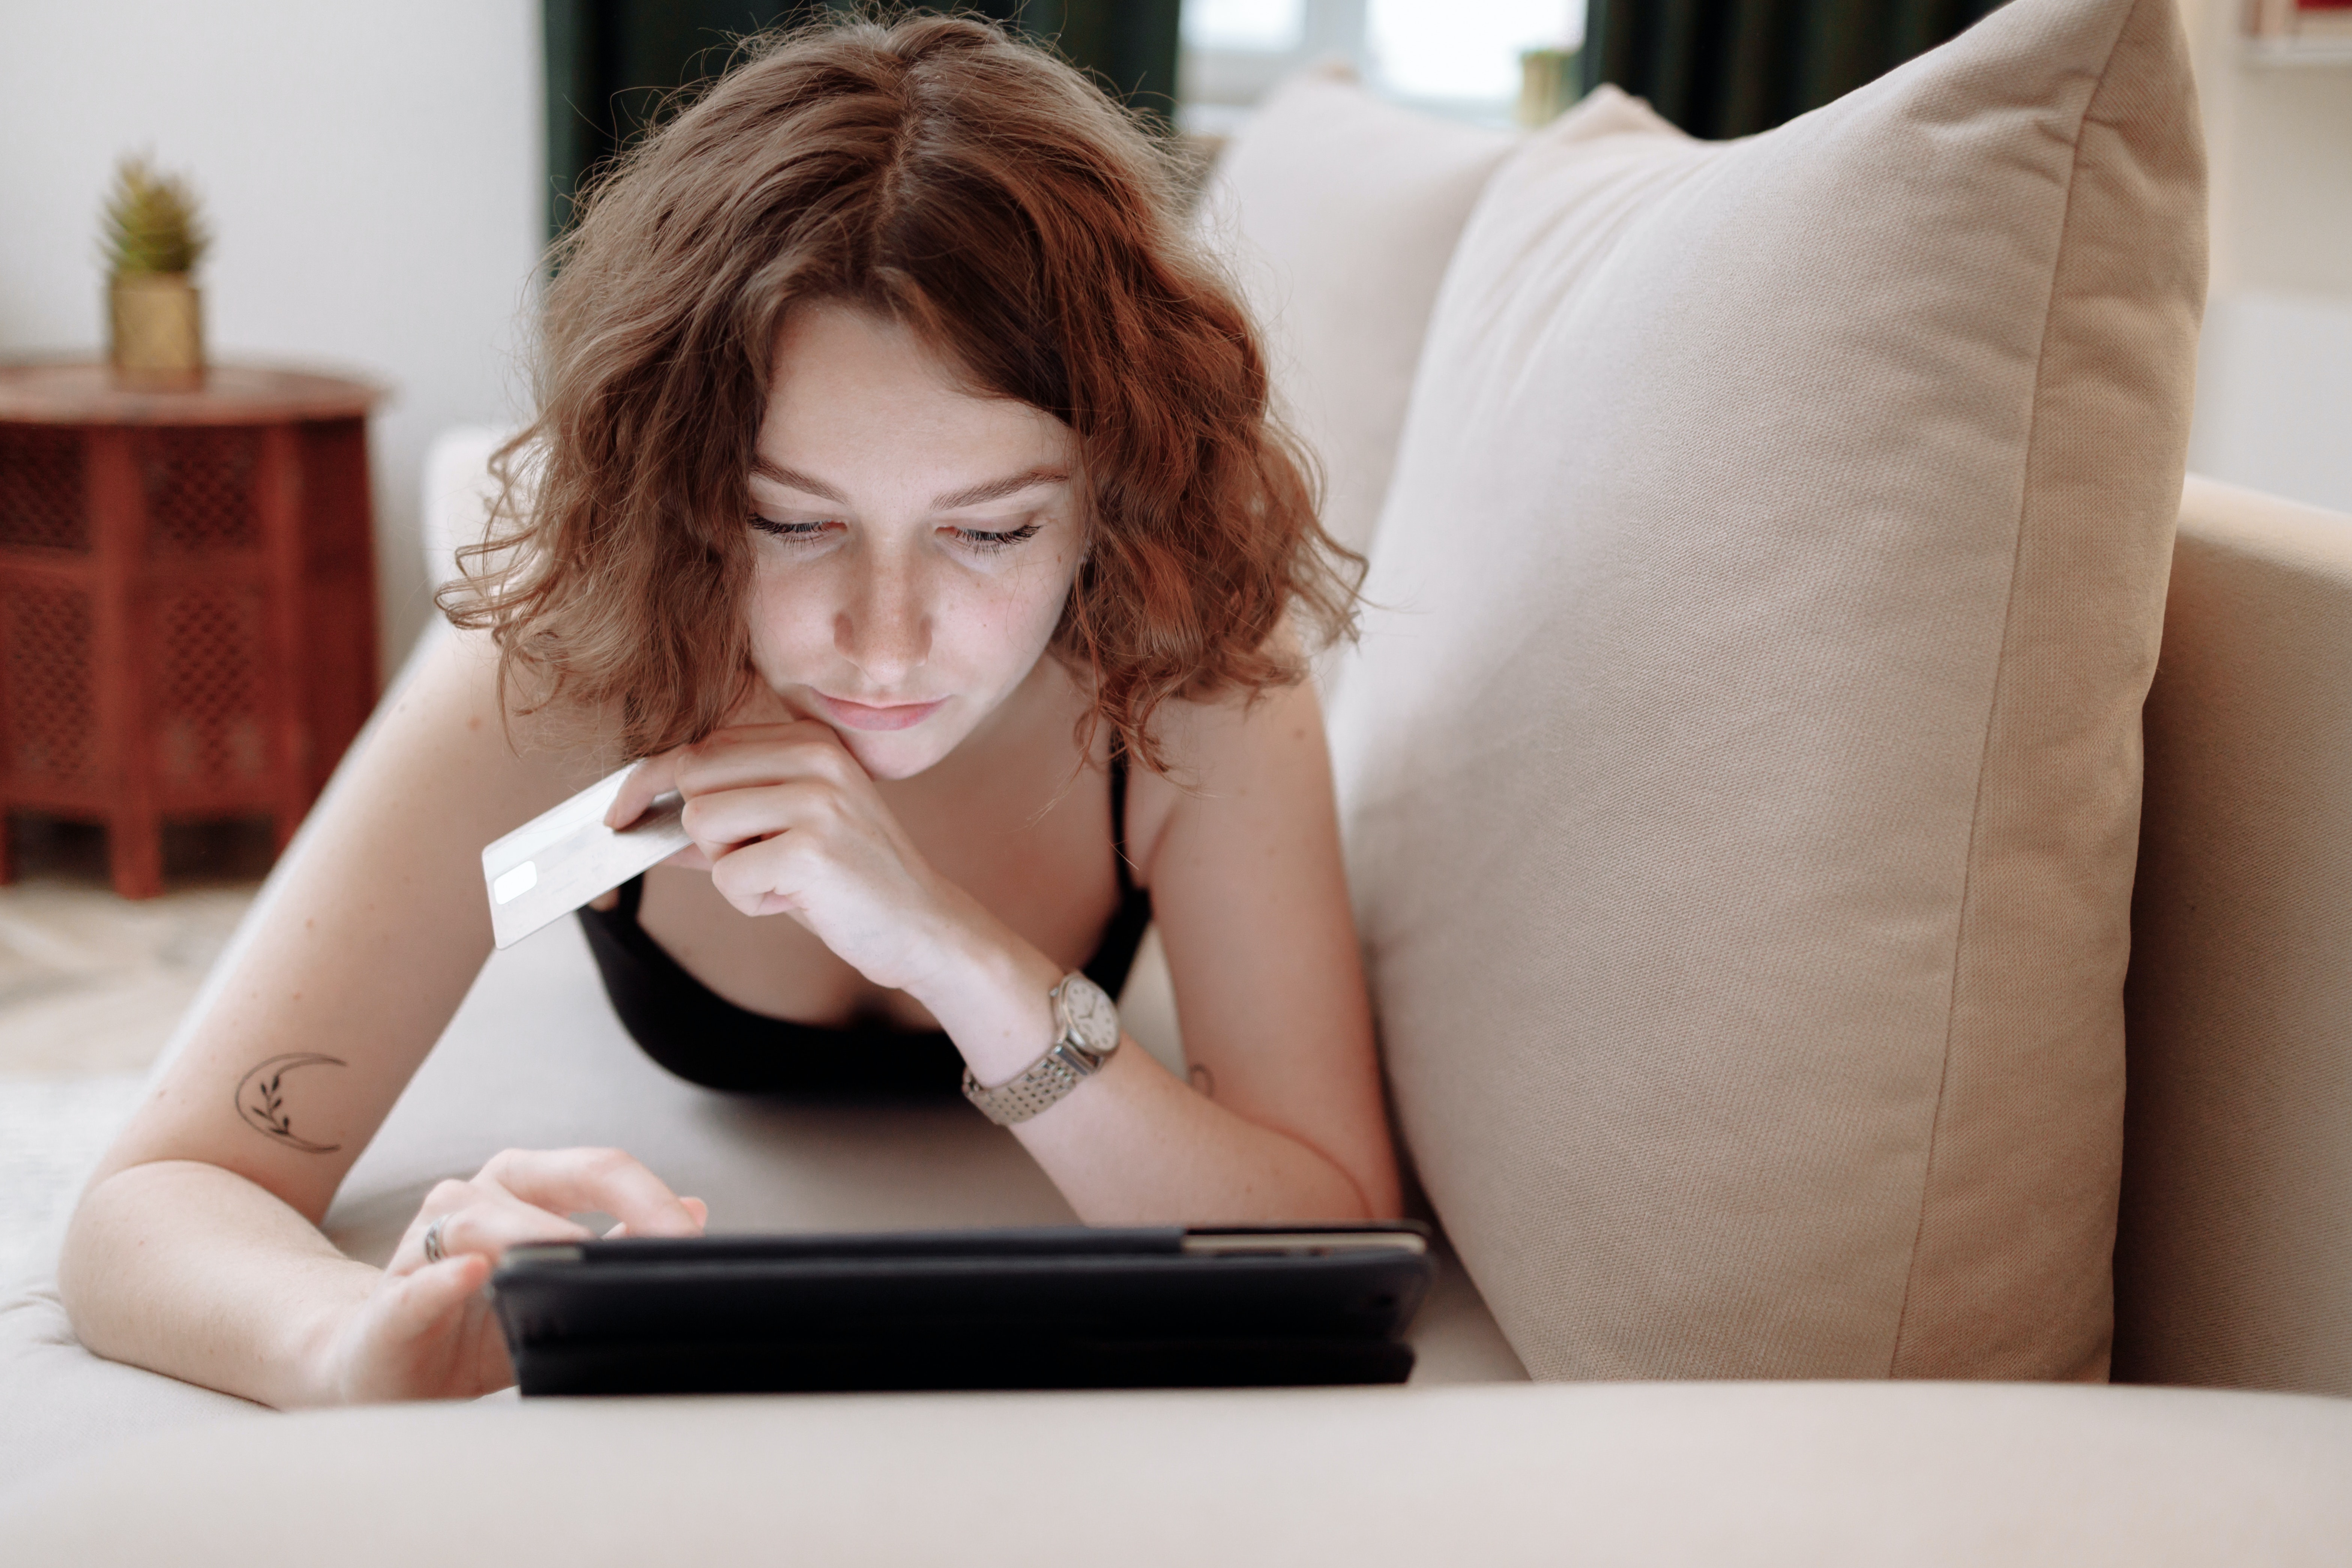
[0,821,264,1288]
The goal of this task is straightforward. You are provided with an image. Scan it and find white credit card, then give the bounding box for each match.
[481,766,694,949]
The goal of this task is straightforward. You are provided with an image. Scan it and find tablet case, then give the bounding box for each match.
[490,1225,1434,1395]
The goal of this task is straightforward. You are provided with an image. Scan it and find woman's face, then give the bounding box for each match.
[744,303,1085,781]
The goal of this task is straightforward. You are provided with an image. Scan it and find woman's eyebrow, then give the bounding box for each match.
[930,466,1069,510]
[750,457,848,502]
[748,459,1068,509]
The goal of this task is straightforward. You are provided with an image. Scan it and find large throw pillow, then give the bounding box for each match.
[1328,0,2204,1379]
[1194,71,1513,567]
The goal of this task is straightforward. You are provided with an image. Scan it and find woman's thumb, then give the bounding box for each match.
[385,1254,490,1342]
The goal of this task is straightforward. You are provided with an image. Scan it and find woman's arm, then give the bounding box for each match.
[937,674,1403,1223]
[57,630,702,1406]
[626,670,1402,1224]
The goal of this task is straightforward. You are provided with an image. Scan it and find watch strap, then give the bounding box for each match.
[961,1040,1104,1126]
[960,973,1118,1126]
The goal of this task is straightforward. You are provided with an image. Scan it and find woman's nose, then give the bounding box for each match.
[832,553,931,686]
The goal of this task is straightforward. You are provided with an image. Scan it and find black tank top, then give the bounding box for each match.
[578,750,1153,1097]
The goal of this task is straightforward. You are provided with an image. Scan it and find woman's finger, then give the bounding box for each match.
[671,724,852,798]
[476,1147,705,1239]
[607,723,844,831]
[601,1195,708,1241]
[680,779,836,850]
[706,831,816,916]
[390,1182,472,1275]
[428,1198,596,1265]
[376,1254,492,1345]
[605,750,684,830]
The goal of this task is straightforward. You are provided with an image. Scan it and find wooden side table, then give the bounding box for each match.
[0,362,383,898]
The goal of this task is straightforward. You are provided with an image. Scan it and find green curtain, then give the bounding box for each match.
[543,1,1179,244]
[1578,0,2008,139]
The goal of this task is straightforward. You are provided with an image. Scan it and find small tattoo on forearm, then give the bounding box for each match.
[1189,1063,1216,1099]
[234,1053,346,1153]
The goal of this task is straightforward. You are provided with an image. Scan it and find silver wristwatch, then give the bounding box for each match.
[960,972,1121,1125]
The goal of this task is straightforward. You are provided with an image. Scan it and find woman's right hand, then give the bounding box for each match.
[304,1147,707,1404]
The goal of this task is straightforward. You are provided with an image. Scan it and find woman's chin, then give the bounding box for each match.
[834,726,957,781]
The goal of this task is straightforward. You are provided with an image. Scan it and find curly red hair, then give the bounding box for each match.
[442,11,1356,771]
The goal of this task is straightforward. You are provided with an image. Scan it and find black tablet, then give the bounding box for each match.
[489,1223,1435,1395]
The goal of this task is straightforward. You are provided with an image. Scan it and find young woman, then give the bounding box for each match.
[58,13,1399,1407]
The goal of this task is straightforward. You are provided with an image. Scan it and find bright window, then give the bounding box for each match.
[1182,0,1308,53]
[1179,0,1586,131]
[1366,0,1582,105]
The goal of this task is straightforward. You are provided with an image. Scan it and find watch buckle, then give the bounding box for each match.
[1048,1039,1105,1077]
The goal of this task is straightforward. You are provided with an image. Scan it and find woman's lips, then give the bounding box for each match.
[813,692,948,732]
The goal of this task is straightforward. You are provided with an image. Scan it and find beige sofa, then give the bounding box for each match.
[5,0,2349,1557]
[8,473,2347,1564]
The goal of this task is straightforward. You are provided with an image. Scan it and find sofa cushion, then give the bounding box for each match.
[1194,71,1513,569]
[10,1382,2352,1566]
[1327,0,2204,1379]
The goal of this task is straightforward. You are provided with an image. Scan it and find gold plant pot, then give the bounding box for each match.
[109,272,206,389]
[1517,48,1582,129]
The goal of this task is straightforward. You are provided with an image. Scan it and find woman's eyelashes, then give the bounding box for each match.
[746,514,1043,554]
[748,515,836,543]
[947,520,1042,552]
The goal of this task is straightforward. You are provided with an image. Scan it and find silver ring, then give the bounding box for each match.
[422,1214,450,1265]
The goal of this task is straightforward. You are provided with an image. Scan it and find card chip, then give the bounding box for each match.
[492,861,539,905]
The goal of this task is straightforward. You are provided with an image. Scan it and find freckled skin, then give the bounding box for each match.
[737,304,1084,784]
[56,302,1399,1412]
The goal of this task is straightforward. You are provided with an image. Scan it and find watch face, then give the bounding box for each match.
[1057,975,1120,1056]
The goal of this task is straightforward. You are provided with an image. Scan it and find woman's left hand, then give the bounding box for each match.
[605,721,974,995]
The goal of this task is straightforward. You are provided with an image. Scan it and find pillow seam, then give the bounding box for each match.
[1882,0,2143,1377]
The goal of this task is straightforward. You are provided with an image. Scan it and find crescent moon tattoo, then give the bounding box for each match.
[234,1053,347,1153]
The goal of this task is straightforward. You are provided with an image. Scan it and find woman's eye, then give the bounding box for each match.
[750,515,836,543]
[950,521,1043,552]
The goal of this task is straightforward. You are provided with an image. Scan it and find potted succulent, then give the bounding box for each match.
[102,154,209,387]
[1517,47,1582,128]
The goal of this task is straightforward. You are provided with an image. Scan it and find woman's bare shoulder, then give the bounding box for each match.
[1122,662,1332,889]
[381,625,614,797]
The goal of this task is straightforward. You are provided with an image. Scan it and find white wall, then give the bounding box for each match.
[2178,0,2352,513]
[2,0,2337,655]
[0,0,544,674]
